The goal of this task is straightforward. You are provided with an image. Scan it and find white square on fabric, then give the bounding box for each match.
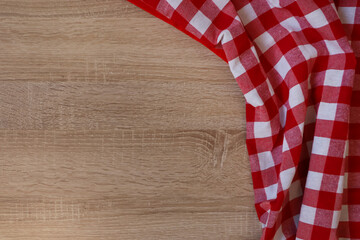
[305,8,328,28]
[289,84,305,108]
[280,17,302,32]
[282,136,290,152]
[279,104,287,128]
[250,45,260,62]
[237,3,257,25]
[312,136,330,156]
[331,210,341,229]
[280,167,295,190]
[254,121,272,138]
[317,102,337,121]
[264,183,278,200]
[254,31,276,53]
[213,0,229,10]
[336,175,344,194]
[305,171,323,191]
[244,88,264,107]
[217,29,233,44]
[324,40,344,55]
[274,56,291,79]
[300,205,317,225]
[258,151,275,170]
[324,69,344,87]
[338,7,356,24]
[189,11,212,35]
[298,122,304,134]
[167,0,182,9]
[228,57,246,78]
[298,44,317,60]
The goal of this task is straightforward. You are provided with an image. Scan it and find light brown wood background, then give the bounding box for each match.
[0,0,262,239]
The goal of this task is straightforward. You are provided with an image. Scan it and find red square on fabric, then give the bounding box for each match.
[313,56,330,72]
[234,33,252,55]
[352,25,360,40]
[258,10,279,30]
[311,225,331,239]
[337,86,353,105]
[145,0,161,8]
[313,86,324,105]
[213,11,234,30]
[277,34,298,55]
[289,145,303,164]
[330,20,347,39]
[285,1,303,16]
[303,28,324,43]
[264,98,279,119]
[317,191,337,210]
[283,109,298,131]
[247,65,267,88]
[290,63,309,86]
[253,171,265,189]
[275,81,289,104]
[191,0,207,9]
[323,156,343,175]
[171,11,191,29]
[332,121,349,139]
[349,123,360,139]
[349,222,360,238]
[348,156,360,173]
[345,52,357,69]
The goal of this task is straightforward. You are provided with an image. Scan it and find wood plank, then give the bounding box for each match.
[0,15,246,130]
[0,17,232,83]
[0,212,260,240]
[0,130,253,197]
[0,0,262,239]
[0,81,245,130]
[1,0,147,18]
[0,129,261,239]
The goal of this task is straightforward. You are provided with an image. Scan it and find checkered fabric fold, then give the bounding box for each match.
[127,0,360,239]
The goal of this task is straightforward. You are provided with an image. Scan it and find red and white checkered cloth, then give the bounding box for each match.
[127,0,360,239]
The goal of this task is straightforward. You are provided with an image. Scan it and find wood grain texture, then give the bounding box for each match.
[0,0,262,239]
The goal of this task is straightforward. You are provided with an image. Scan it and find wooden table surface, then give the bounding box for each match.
[0,0,262,239]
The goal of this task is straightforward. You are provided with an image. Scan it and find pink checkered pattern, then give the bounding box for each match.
[127,0,359,239]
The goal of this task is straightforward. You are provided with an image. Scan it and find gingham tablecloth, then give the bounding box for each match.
[127,0,360,239]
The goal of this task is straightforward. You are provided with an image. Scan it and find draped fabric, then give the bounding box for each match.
[127,0,360,239]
